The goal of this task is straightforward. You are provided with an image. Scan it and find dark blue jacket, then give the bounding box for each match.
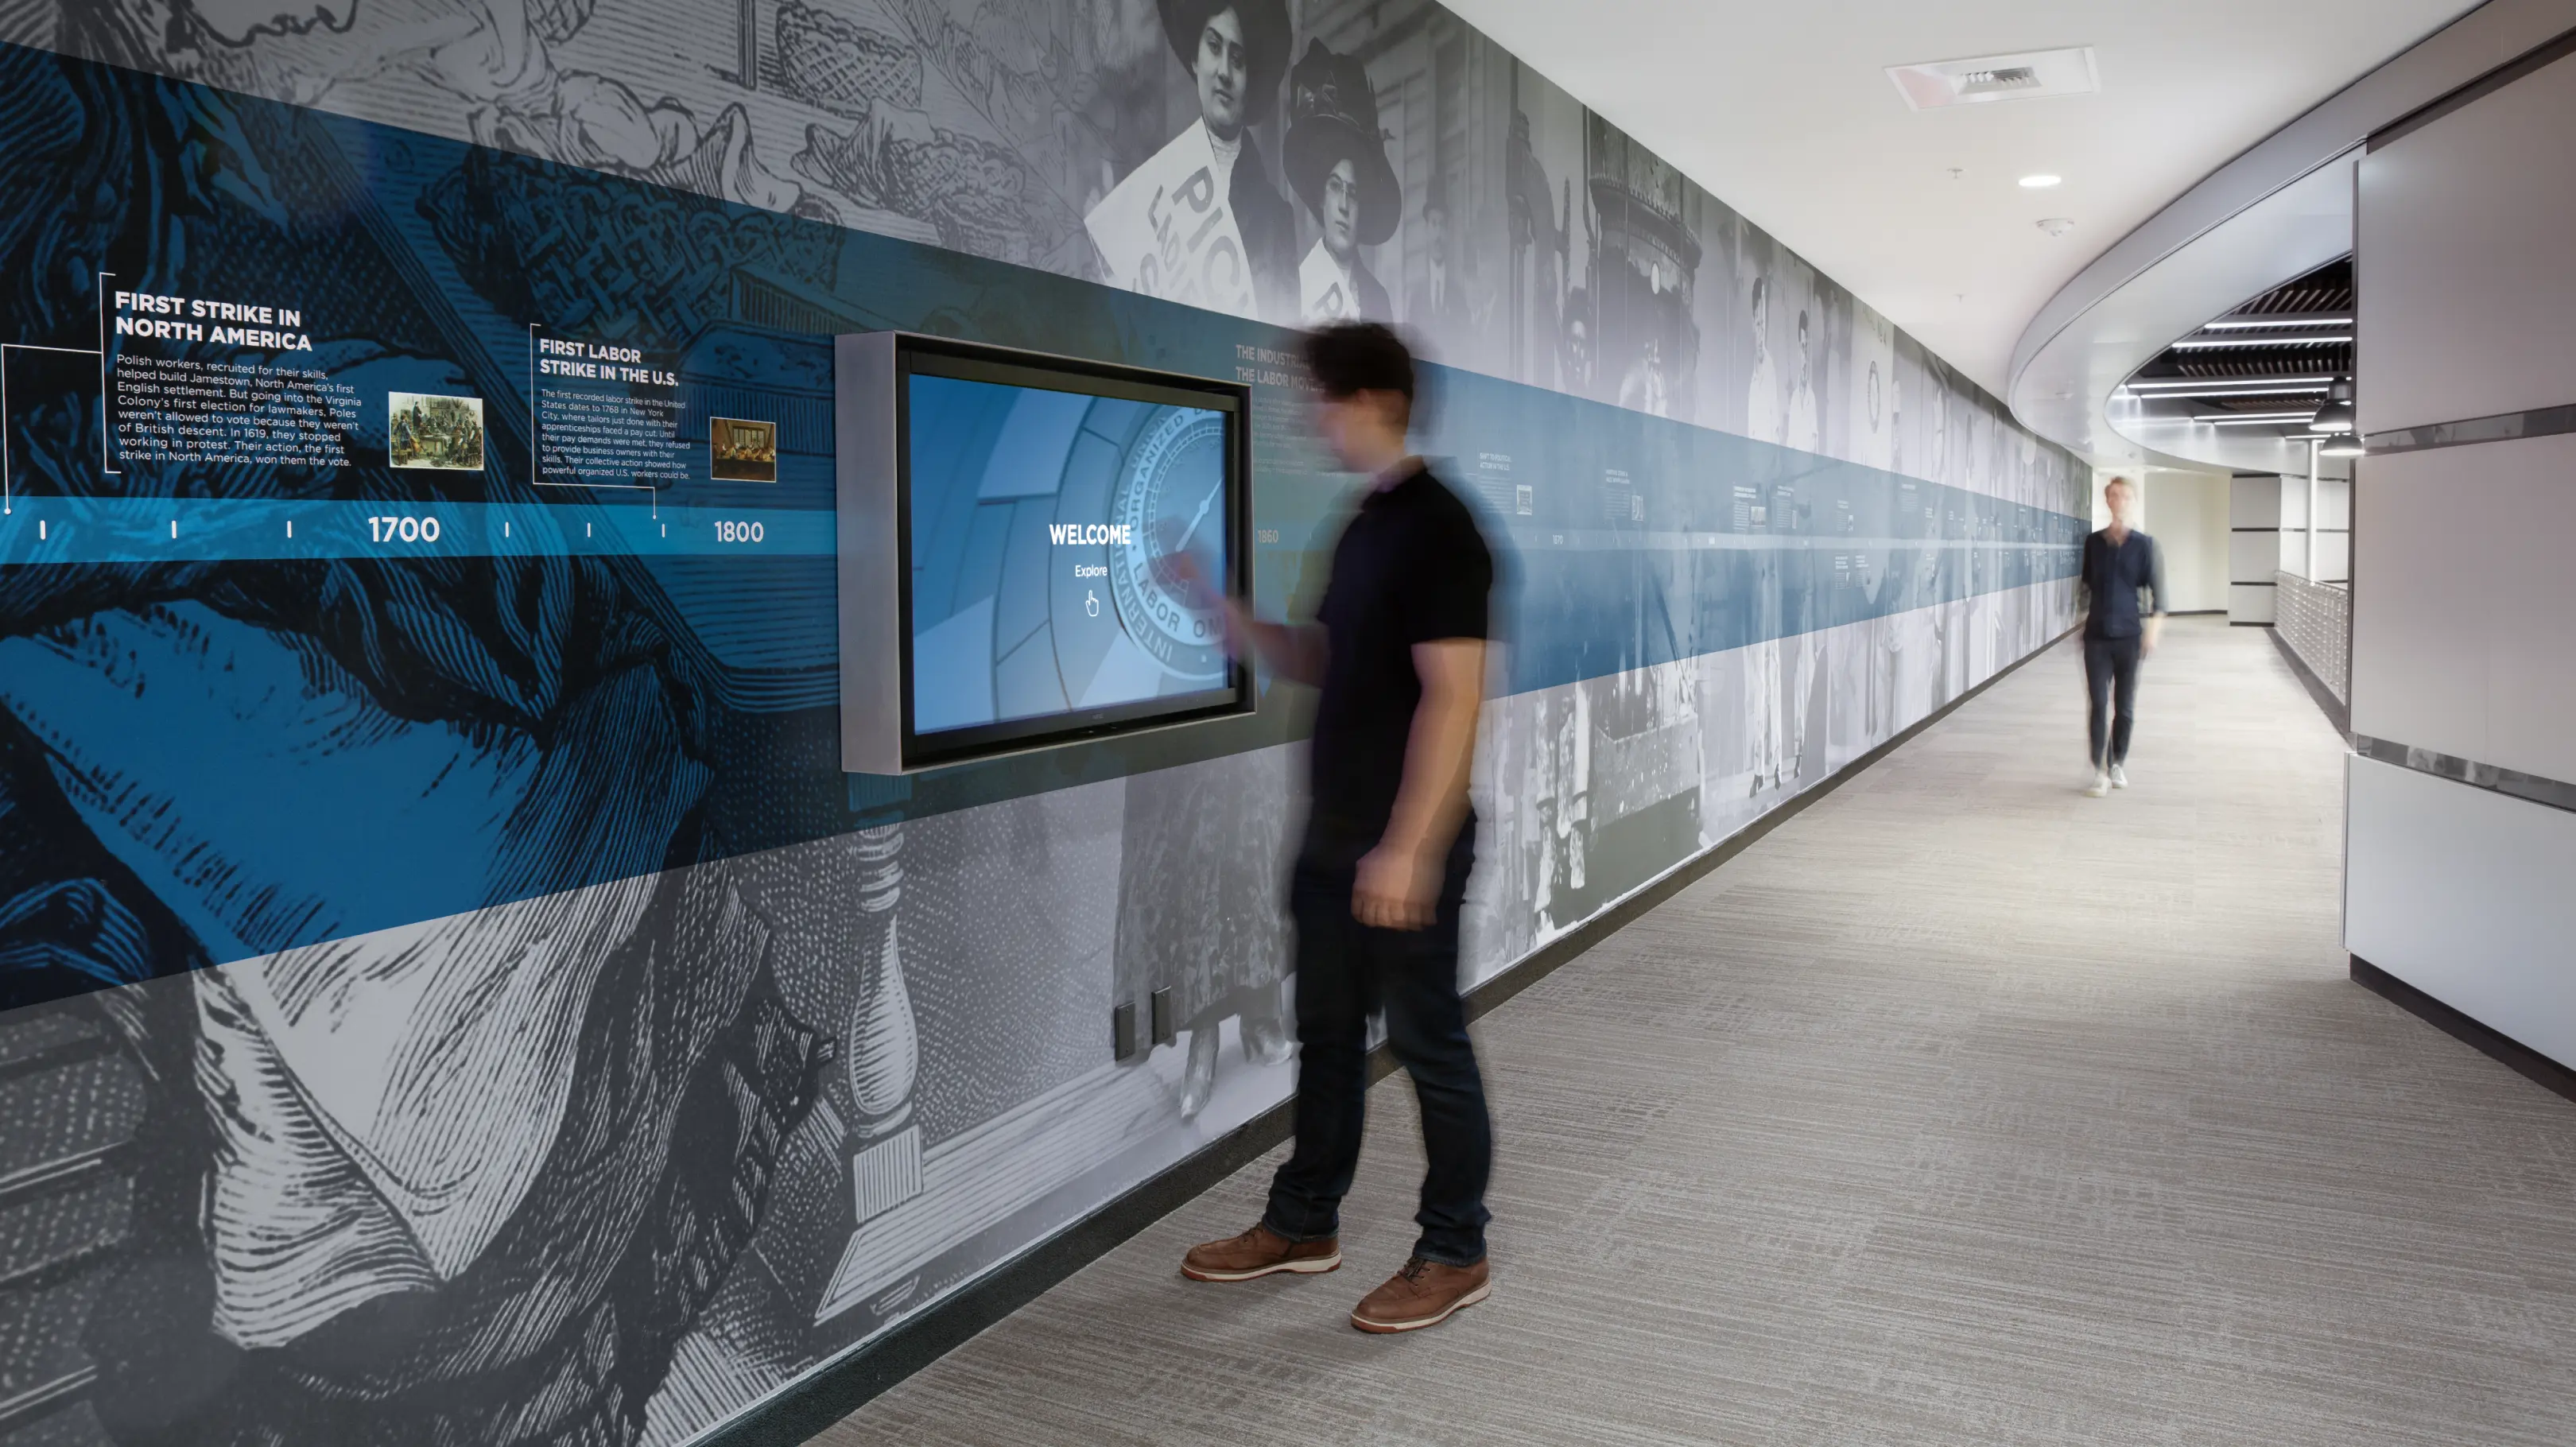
[2081,528,2167,640]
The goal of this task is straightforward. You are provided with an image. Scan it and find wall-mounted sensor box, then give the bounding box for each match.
[1111,1001,1139,1062]
[838,332,1254,774]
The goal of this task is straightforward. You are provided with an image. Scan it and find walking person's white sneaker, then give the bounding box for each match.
[2109,763,2128,789]
[2085,771,2111,798]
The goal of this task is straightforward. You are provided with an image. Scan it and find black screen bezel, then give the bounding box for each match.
[895,335,1253,770]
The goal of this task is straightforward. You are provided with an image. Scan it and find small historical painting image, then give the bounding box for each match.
[388,392,487,471]
[712,416,778,481]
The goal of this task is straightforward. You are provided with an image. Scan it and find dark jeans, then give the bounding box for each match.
[2084,633,2142,768]
[1264,837,1492,1266]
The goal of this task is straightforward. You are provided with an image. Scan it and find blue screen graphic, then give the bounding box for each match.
[906,373,1232,735]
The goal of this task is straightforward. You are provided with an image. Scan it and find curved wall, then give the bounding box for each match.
[2007,0,2576,471]
[2347,43,2576,1074]
[0,5,2079,1443]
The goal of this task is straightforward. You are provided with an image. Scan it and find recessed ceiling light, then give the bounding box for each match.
[2019,174,2062,188]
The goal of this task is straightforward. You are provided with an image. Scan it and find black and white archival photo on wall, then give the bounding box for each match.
[0,1,2084,1443]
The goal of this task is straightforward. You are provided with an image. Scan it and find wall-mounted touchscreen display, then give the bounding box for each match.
[837,333,1251,772]
[906,371,1234,735]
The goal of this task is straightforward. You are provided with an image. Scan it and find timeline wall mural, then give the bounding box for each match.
[0,2,2082,1443]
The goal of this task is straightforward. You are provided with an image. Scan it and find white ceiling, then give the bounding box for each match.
[1441,0,2487,399]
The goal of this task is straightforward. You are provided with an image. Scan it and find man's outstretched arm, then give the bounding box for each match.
[1166,545,1327,686]
[1220,598,1329,688]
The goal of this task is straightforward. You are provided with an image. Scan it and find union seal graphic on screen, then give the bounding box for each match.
[1110,405,1229,682]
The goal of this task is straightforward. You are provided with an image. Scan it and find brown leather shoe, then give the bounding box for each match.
[1180,1224,1341,1282]
[1350,1255,1490,1333]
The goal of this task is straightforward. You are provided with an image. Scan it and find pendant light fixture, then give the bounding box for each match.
[2308,377,2356,435]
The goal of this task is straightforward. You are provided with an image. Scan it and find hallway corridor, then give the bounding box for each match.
[822,619,2576,1446]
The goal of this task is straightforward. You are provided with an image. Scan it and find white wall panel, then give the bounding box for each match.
[2230,475,2283,530]
[2350,448,2490,759]
[2357,49,2576,434]
[2277,529,2309,576]
[2487,450,2576,782]
[2352,433,2576,779]
[2229,475,2283,626]
[2144,472,2230,612]
[2317,478,2352,531]
[2232,530,2284,584]
[2347,755,2576,1068]
[2312,531,2350,584]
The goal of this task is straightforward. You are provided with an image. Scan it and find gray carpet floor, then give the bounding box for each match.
[818,619,2576,1445]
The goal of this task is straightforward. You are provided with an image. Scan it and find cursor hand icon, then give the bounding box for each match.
[1084,590,1100,618]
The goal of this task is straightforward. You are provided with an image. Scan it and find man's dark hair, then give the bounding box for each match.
[1301,322,1415,409]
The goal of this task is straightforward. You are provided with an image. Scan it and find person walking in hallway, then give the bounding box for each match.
[2080,475,2167,797]
[1174,322,1499,1333]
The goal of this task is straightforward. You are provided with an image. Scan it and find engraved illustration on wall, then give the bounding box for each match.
[0,6,2081,1445]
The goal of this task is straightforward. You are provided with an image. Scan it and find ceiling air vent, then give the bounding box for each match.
[1887,48,2100,110]
[1955,65,2039,96]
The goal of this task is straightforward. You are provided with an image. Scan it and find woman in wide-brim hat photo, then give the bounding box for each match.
[1285,39,1398,324]
[1085,0,1298,322]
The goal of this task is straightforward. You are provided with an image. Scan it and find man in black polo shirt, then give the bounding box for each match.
[1177,322,1498,1334]
[2079,475,2168,797]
